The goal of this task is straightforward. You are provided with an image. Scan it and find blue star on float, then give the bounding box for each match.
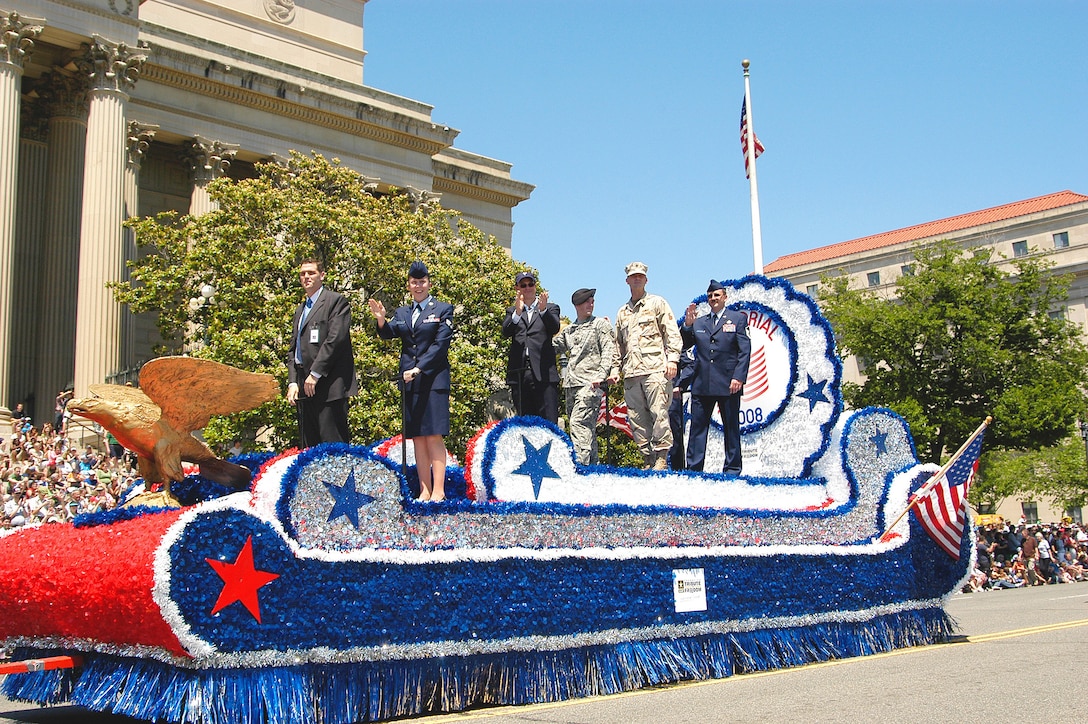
[871,430,889,456]
[325,470,375,528]
[796,374,830,412]
[512,436,561,499]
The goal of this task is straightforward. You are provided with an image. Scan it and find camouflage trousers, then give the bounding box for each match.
[565,384,605,466]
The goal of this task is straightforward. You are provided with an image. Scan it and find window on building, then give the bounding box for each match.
[1049,308,1065,320]
[976,503,995,515]
[866,271,880,287]
[1065,507,1083,524]
[1021,501,1039,524]
[1054,231,1070,249]
[806,284,819,298]
[900,264,914,277]
[1012,240,1029,257]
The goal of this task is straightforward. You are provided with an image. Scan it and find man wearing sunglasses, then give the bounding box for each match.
[502,271,561,422]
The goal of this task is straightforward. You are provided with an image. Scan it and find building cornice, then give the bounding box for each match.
[431,175,528,209]
[141,63,451,157]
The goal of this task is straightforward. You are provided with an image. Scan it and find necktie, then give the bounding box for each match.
[295,298,314,364]
[412,303,423,327]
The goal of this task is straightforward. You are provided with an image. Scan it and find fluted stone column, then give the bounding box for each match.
[0,11,43,420]
[12,131,48,421]
[34,71,88,419]
[186,136,237,216]
[72,36,144,397]
[121,121,156,370]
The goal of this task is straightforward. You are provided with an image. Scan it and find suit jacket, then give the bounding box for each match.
[288,287,359,401]
[377,296,454,389]
[681,308,751,397]
[502,302,561,384]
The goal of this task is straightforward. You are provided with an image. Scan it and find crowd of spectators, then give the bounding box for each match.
[0,409,139,529]
[965,519,1088,592]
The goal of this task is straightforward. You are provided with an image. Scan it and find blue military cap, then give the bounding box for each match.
[707,279,725,293]
[408,260,429,279]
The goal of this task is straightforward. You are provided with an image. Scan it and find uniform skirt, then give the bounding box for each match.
[402,375,450,437]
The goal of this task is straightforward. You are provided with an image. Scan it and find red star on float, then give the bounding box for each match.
[205,536,280,623]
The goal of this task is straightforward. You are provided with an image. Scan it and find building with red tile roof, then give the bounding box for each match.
[766,190,1088,276]
[765,190,1088,525]
[766,190,1088,323]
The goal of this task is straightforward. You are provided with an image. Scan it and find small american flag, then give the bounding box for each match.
[912,432,984,559]
[740,97,764,179]
[597,398,634,439]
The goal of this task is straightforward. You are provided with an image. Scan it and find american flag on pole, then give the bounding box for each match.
[740,97,764,179]
[597,397,634,439]
[911,432,984,559]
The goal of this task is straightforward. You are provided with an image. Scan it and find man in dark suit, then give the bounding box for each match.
[502,271,561,422]
[287,258,358,447]
[682,280,751,474]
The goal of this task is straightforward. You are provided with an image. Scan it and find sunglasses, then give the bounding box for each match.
[518,281,536,288]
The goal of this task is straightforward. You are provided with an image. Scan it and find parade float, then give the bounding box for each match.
[0,276,981,723]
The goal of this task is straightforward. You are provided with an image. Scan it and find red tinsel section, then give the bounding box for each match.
[0,511,190,658]
[462,421,498,501]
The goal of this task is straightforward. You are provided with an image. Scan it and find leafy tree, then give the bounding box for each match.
[820,240,1088,464]
[974,449,1034,510]
[114,152,527,455]
[976,439,1088,512]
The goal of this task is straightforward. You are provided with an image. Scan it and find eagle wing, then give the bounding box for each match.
[138,357,281,434]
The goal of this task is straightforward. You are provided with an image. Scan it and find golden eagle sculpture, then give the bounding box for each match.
[68,357,280,506]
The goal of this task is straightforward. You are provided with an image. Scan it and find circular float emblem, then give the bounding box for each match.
[737,306,793,433]
[685,276,842,478]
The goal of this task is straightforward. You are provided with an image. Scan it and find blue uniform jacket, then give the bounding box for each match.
[681,308,751,397]
[378,297,454,389]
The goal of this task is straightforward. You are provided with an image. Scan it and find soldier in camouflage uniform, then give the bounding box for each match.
[607,262,682,470]
[554,288,615,465]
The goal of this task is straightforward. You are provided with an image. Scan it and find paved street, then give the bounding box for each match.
[1,584,1086,723]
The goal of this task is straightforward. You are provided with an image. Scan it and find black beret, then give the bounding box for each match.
[571,288,595,305]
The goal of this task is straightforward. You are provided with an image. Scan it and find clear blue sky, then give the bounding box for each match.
[362,0,1088,320]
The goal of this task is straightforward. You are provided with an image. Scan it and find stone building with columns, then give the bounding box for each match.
[0,0,533,423]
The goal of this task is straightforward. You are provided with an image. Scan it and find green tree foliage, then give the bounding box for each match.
[114,152,526,455]
[974,449,1035,510]
[819,240,1088,464]
[978,438,1088,512]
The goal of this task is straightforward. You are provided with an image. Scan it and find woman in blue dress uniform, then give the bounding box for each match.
[368,261,455,501]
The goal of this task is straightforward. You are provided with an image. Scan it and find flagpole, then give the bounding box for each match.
[879,416,992,540]
[742,59,764,275]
